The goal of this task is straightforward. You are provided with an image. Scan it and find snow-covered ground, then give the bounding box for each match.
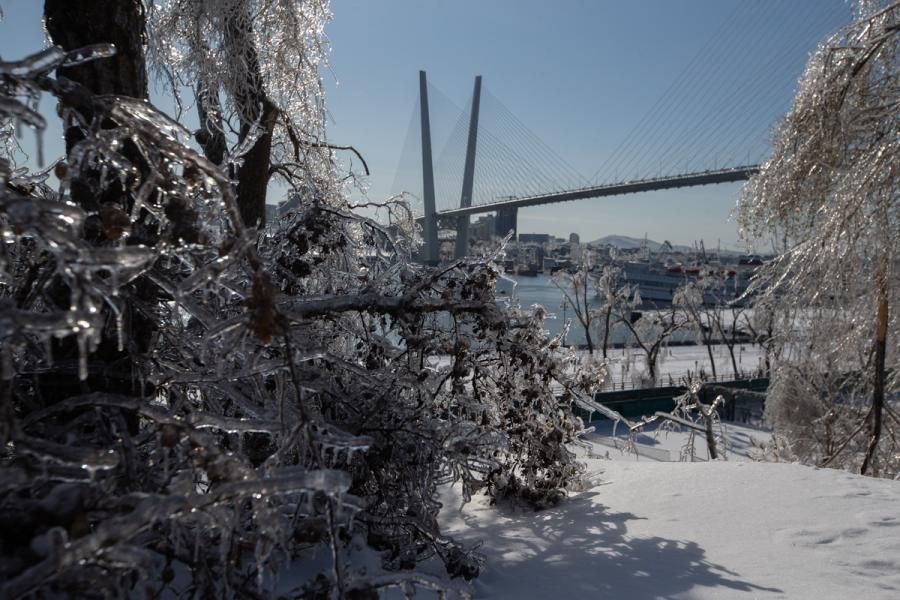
[600,342,766,390]
[421,344,900,599]
[437,429,900,599]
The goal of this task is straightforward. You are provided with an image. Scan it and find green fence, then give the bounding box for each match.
[577,378,770,422]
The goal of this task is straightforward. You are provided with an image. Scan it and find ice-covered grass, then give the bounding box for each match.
[438,450,900,599]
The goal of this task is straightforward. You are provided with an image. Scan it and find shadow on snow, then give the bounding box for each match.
[442,489,782,598]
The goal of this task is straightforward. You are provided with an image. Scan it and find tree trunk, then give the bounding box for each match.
[728,345,739,380]
[646,349,657,384]
[763,322,774,377]
[43,0,151,415]
[579,276,593,355]
[704,337,717,380]
[582,315,594,355]
[235,99,277,227]
[704,410,718,460]
[724,318,741,379]
[861,286,888,475]
[224,7,277,228]
[602,306,611,359]
[195,79,227,165]
[44,0,147,100]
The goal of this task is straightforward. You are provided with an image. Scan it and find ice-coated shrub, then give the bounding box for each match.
[0,38,602,599]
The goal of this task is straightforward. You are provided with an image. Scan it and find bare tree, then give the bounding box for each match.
[741,294,783,378]
[594,264,630,360]
[737,0,900,477]
[674,279,720,380]
[675,271,753,381]
[619,302,686,386]
[708,299,752,381]
[553,257,599,354]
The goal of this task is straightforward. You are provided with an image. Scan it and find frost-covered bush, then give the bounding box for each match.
[738,0,900,477]
[620,303,686,387]
[0,10,602,599]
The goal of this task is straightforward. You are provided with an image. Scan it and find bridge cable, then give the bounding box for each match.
[589,2,746,183]
[482,88,589,191]
[663,3,842,175]
[603,2,775,182]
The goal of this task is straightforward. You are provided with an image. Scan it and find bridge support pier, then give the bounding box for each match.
[495,207,517,240]
[454,75,482,259]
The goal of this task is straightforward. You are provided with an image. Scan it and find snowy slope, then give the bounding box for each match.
[439,458,900,599]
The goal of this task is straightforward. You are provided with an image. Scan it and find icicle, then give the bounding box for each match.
[131,171,161,219]
[1,347,12,380]
[44,338,53,367]
[193,530,200,566]
[0,97,46,132]
[34,128,43,167]
[115,310,124,352]
[76,331,88,381]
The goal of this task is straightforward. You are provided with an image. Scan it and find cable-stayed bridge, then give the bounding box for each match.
[435,166,760,220]
[389,2,849,262]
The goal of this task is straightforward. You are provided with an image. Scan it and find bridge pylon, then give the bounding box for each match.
[454,75,482,259]
[418,70,440,264]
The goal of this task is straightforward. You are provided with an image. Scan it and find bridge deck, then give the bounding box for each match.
[435,165,759,218]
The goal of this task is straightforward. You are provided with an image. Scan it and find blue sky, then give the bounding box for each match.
[1,1,851,249]
[324,0,850,249]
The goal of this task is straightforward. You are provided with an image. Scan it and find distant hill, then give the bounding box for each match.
[588,235,693,253]
[587,235,746,256]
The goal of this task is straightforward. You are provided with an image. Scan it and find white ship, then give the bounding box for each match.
[620,260,753,307]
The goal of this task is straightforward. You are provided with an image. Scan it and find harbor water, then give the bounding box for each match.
[500,273,696,348]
